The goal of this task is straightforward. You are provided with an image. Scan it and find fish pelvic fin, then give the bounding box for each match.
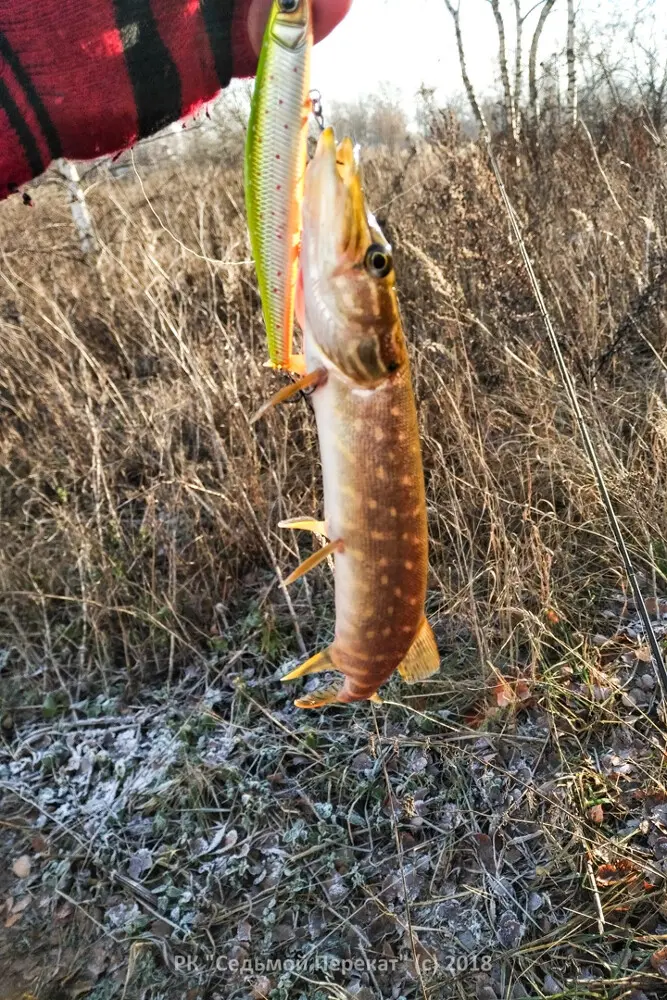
[397,618,440,683]
[282,646,335,682]
[294,687,342,710]
[250,366,326,424]
[278,516,328,537]
[284,539,343,586]
[285,646,344,710]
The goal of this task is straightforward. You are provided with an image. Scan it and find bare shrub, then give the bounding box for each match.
[1,118,666,699]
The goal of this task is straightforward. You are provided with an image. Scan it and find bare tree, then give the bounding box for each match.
[488,0,518,140]
[566,0,578,126]
[443,0,489,137]
[514,0,524,135]
[528,0,557,124]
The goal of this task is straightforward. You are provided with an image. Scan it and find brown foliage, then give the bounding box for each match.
[1,120,667,694]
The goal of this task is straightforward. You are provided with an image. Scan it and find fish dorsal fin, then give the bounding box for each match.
[397,618,440,683]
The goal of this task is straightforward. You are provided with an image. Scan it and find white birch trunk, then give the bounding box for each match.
[490,0,517,141]
[528,0,557,125]
[444,0,489,138]
[514,0,523,136]
[566,0,578,127]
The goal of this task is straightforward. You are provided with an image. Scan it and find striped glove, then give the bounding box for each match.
[0,0,350,201]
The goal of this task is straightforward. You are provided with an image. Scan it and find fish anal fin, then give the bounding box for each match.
[250,367,326,424]
[279,517,328,537]
[397,618,440,683]
[282,647,334,682]
[295,686,341,710]
[284,539,343,586]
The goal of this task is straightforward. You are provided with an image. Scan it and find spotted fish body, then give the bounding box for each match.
[280,129,440,708]
[245,0,312,372]
[309,349,431,702]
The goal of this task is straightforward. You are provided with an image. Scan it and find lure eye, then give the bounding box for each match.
[364,244,393,279]
[278,0,299,11]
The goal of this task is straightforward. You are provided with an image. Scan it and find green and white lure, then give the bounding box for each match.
[245,0,313,373]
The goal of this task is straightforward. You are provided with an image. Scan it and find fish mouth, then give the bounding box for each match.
[306,127,370,262]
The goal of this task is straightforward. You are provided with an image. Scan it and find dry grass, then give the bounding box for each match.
[1,113,667,999]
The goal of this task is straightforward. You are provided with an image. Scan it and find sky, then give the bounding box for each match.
[308,0,667,113]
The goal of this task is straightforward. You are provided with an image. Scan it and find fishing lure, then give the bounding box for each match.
[257,128,440,708]
[245,0,313,373]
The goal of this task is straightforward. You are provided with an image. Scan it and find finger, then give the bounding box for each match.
[312,0,352,44]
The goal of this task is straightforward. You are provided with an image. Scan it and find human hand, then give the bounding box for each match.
[233,0,353,77]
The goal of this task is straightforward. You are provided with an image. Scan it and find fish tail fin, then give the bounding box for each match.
[397,618,440,683]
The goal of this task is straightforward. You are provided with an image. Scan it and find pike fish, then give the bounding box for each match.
[264,128,440,708]
[245,0,313,373]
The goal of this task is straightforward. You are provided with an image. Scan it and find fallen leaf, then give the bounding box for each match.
[588,804,604,824]
[223,829,239,851]
[644,598,667,617]
[596,859,637,885]
[55,902,73,921]
[4,911,23,928]
[31,835,48,855]
[494,677,532,708]
[494,679,514,708]
[237,919,252,942]
[11,896,31,914]
[650,945,667,977]
[515,679,532,701]
[545,609,560,625]
[635,646,653,663]
[11,855,31,879]
[464,704,488,728]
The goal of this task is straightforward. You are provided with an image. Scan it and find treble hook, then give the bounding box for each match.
[309,89,325,132]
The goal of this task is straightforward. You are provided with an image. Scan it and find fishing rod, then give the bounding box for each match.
[484,136,667,703]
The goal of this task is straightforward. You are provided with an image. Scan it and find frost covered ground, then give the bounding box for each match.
[3,603,667,999]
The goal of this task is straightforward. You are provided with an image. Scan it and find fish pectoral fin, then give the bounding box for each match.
[282,647,334,681]
[278,517,328,537]
[284,539,343,586]
[295,686,342,710]
[397,618,440,683]
[250,367,327,424]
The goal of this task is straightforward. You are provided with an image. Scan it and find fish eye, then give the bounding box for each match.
[278,0,299,11]
[364,244,393,279]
